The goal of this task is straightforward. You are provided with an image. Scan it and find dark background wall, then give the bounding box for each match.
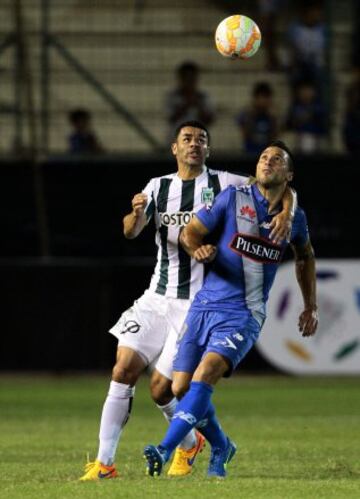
[0,155,358,371]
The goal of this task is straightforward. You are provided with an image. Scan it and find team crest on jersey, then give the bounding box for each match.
[201,187,214,209]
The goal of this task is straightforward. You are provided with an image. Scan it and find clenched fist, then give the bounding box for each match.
[193,244,217,263]
[131,193,147,218]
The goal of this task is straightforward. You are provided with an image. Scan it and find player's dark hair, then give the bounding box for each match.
[68,108,91,124]
[253,82,273,98]
[177,61,199,75]
[173,120,211,145]
[268,140,294,172]
[294,78,317,91]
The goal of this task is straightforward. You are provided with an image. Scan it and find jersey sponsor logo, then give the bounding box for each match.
[229,233,281,264]
[237,205,257,224]
[240,205,256,219]
[120,320,141,334]
[201,187,214,208]
[159,211,195,227]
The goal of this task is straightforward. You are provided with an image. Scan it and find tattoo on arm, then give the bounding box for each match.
[291,241,317,312]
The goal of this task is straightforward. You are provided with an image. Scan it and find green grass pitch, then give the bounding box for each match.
[0,375,359,498]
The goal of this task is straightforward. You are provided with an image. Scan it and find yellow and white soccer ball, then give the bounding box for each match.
[215,15,261,59]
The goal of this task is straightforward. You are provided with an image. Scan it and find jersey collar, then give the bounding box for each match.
[175,165,207,182]
[252,183,282,215]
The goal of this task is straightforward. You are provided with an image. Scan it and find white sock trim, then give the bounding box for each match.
[156,397,177,414]
[109,380,135,399]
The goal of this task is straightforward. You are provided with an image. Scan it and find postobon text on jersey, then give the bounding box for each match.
[159,211,195,227]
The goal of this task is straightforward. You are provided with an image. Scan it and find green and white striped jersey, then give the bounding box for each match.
[143,166,248,299]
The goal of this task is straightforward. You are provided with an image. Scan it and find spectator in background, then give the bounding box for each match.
[67,108,104,154]
[164,61,216,145]
[236,82,277,155]
[351,1,360,68]
[285,79,327,153]
[287,1,327,91]
[342,66,360,154]
[257,0,284,70]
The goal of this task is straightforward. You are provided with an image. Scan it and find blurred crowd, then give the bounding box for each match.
[157,0,358,156]
[64,0,358,156]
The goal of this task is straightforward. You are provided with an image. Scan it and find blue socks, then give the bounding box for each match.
[159,381,227,458]
[159,381,212,456]
[196,400,228,450]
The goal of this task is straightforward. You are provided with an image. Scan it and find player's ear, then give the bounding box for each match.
[171,142,177,156]
[206,147,210,158]
[286,170,294,182]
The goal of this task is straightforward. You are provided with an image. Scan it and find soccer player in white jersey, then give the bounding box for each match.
[80,121,296,480]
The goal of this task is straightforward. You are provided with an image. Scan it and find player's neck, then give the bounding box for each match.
[177,163,204,180]
[256,182,287,214]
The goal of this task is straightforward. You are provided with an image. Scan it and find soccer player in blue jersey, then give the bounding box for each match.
[80,123,297,481]
[143,140,318,478]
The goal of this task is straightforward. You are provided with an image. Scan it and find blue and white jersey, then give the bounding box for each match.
[193,184,309,325]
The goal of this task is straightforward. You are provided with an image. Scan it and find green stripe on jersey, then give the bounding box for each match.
[207,171,221,196]
[177,179,195,299]
[145,195,155,222]
[155,178,172,295]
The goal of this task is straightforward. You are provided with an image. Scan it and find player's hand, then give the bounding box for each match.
[298,308,318,337]
[193,244,217,263]
[269,212,292,244]
[131,193,147,218]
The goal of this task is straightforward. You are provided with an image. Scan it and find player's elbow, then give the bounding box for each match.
[123,226,135,239]
[123,216,141,239]
[123,228,137,240]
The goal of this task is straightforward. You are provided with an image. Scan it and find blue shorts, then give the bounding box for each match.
[173,308,262,377]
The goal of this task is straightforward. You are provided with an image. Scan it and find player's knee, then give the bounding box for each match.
[194,357,228,385]
[150,373,173,405]
[112,363,139,385]
[171,379,190,400]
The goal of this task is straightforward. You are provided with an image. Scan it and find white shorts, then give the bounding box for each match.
[109,289,191,379]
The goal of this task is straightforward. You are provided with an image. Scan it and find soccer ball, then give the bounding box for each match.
[215,15,261,59]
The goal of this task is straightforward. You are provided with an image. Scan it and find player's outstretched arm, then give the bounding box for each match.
[180,217,216,263]
[291,240,319,337]
[123,193,148,239]
[269,187,297,244]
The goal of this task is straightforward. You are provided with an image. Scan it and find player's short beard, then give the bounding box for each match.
[187,155,204,169]
[258,176,285,190]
